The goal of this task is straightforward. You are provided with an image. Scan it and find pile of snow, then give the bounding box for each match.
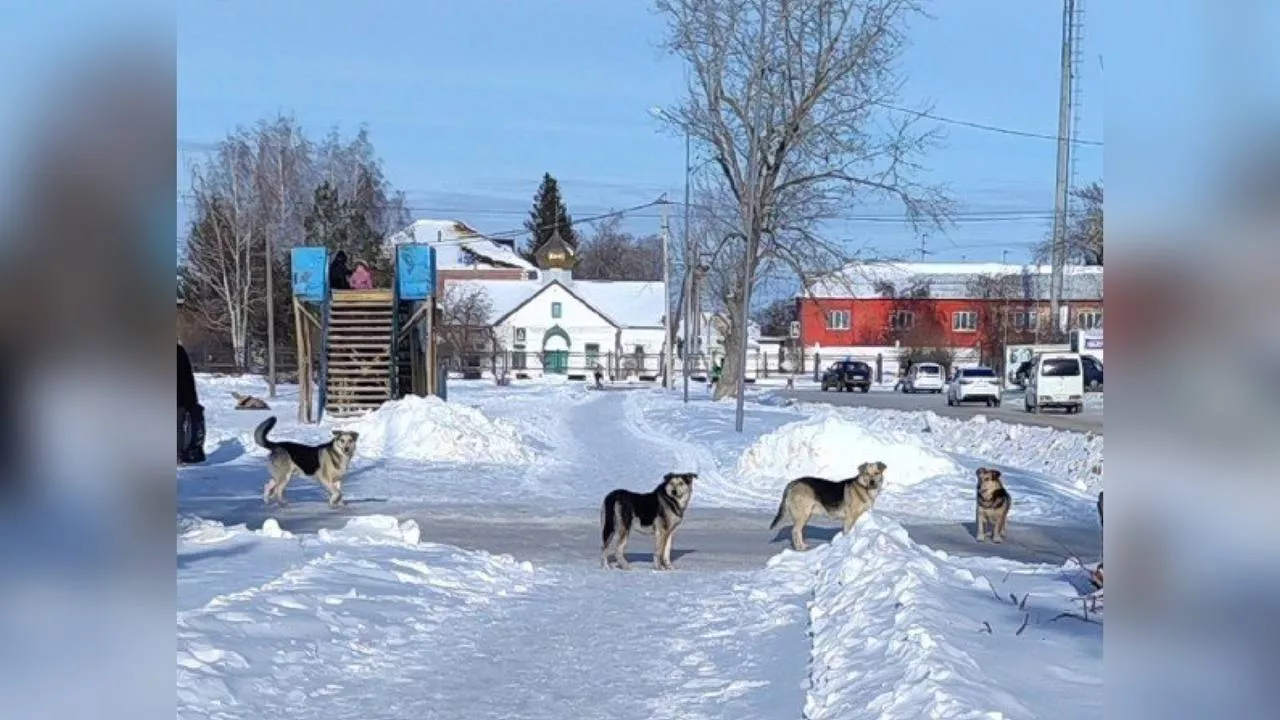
[769,513,1102,719]
[349,394,535,464]
[736,413,961,496]
[178,514,541,717]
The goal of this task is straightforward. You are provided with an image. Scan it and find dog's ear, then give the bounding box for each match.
[684,473,696,483]
[975,467,987,479]
[876,461,887,472]
[990,469,1001,481]
[663,472,676,482]
[857,462,869,474]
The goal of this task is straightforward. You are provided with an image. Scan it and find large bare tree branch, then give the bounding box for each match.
[656,0,951,401]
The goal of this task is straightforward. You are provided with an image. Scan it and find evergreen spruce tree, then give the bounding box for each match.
[521,173,577,262]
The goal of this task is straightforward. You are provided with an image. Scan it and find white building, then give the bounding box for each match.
[451,229,671,379]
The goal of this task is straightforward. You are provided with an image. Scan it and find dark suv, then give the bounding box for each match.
[821,360,872,393]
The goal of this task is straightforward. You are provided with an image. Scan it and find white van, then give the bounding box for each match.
[902,362,944,394]
[1024,352,1085,414]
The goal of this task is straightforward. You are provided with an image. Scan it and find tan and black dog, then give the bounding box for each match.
[254,416,359,508]
[600,472,697,571]
[769,461,887,551]
[232,391,270,410]
[974,467,1012,543]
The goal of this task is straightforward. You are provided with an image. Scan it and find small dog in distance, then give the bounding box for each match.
[974,467,1012,543]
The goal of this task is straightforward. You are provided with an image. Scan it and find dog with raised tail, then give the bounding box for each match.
[600,472,697,570]
[254,416,359,508]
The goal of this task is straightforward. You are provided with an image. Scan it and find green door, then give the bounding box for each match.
[546,350,569,374]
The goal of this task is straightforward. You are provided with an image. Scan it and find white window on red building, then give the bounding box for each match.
[1077,311,1103,330]
[952,310,978,332]
[1011,309,1039,330]
[825,310,850,330]
[890,310,915,330]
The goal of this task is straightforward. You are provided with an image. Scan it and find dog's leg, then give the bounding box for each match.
[653,526,667,570]
[263,476,276,506]
[995,509,1008,543]
[791,508,810,551]
[661,528,677,570]
[274,470,294,506]
[842,507,859,536]
[975,506,988,542]
[614,517,632,570]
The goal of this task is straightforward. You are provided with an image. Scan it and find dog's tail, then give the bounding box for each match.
[768,483,791,530]
[600,494,616,548]
[253,416,279,450]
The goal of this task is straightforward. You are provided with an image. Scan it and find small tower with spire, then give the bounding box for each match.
[534,223,578,279]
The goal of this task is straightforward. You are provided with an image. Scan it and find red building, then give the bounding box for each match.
[796,262,1103,366]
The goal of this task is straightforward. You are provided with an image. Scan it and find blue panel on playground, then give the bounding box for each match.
[291,247,328,301]
[397,245,437,300]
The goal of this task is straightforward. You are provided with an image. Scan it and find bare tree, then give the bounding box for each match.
[1037,181,1103,266]
[574,216,664,281]
[655,0,950,402]
[438,284,499,369]
[181,139,262,368]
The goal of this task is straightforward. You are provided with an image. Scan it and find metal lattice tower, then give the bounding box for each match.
[1068,0,1088,236]
[1048,0,1082,333]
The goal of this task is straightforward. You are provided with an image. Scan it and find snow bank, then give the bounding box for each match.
[349,394,534,464]
[769,513,1102,719]
[736,412,960,492]
[178,514,541,717]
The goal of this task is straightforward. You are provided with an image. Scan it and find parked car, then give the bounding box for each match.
[902,362,945,394]
[947,366,1002,407]
[1025,352,1085,414]
[1081,354,1103,391]
[821,360,872,393]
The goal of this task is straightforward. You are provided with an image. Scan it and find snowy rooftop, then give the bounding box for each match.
[387,219,536,271]
[803,262,1103,301]
[453,276,667,328]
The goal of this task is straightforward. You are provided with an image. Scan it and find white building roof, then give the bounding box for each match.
[387,219,536,271]
[803,262,1103,301]
[452,275,667,329]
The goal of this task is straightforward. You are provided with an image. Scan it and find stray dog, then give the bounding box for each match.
[974,467,1012,542]
[769,461,887,551]
[600,472,697,570]
[254,416,359,508]
[232,391,270,410]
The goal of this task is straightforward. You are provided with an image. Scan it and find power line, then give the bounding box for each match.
[174,193,1058,225]
[871,100,1103,147]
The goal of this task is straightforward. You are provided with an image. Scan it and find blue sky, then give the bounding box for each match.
[174,0,1103,264]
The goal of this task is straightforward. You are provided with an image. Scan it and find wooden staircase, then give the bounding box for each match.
[325,289,396,418]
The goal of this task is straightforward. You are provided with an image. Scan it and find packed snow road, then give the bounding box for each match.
[177,377,1103,719]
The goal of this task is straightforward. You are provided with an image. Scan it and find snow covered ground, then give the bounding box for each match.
[178,375,1102,719]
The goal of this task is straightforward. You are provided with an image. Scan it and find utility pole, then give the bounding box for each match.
[681,127,693,404]
[661,203,674,390]
[1048,0,1078,335]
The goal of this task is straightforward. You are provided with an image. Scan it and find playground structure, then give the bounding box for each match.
[290,245,440,422]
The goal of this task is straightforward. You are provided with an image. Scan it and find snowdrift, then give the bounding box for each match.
[769,513,1102,719]
[736,413,961,495]
[348,394,534,464]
